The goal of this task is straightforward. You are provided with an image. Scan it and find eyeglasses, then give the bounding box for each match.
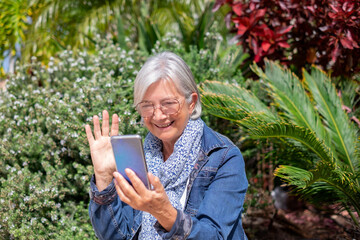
[136,98,182,118]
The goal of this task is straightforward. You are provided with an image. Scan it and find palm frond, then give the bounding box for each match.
[251,61,331,149]
[303,66,359,174]
[246,122,334,163]
[200,80,277,121]
[275,162,360,216]
[271,138,315,169]
[191,1,215,49]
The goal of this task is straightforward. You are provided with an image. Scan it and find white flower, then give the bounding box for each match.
[30,218,37,225]
[126,57,134,63]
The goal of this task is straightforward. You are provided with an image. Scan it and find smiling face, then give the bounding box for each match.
[141,79,197,149]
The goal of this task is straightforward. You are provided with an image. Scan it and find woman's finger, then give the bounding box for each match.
[113,171,140,201]
[148,172,163,193]
[113,174,131,203]
[85,124,94,145]
[110,114,119,136]
[125,168,147,194]
[101,110,110,137]
[93,115,101,139]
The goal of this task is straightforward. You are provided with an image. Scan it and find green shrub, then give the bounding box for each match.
[0,38,148,239]
[0,34,248,239]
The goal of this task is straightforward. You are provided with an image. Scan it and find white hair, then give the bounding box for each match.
[134,51,202,119]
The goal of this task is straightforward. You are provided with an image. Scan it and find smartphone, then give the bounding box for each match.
[110,134,150,189]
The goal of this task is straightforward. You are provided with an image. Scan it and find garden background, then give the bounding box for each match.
[0,0,359,239]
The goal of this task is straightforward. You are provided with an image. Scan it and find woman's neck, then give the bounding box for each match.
[162,142,174,161]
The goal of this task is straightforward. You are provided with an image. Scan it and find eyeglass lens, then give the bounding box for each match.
[137,99,180,117]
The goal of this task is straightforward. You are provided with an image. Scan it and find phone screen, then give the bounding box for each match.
[110,135,150,189]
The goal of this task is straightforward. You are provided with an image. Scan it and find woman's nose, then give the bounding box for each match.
[153,107,167,120]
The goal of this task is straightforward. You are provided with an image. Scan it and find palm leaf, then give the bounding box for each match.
[246,122,334,164]
[191,1,215,49]
[275,162,360,218]
[200,80,277,122]
[251,61,331,149]
[303,66,359,175]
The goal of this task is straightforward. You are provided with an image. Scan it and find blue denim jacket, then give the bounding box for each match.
[89,123,248,239]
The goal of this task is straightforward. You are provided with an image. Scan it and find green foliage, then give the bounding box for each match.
[0,38,148,238]
[200,60,360,225]
[0,0,230,66]
[0,0,32,52]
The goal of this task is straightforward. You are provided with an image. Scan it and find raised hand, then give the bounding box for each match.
[85,110,119,191]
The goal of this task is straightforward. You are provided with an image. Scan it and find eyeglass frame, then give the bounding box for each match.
[135,98,184,118]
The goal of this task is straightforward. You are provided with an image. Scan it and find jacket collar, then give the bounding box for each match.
[201,122,226,156]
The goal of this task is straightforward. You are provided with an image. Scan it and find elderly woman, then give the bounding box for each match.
[85,52,248,239]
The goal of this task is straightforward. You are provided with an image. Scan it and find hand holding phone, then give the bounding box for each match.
[110,135,150,189]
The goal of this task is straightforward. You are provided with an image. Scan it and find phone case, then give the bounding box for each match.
[110,135,150,189]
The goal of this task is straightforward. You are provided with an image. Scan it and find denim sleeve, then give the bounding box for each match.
[154,208,192,239]
[88,175,140,240]
[156,146,248,240]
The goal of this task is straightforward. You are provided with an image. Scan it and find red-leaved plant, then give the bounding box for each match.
[214,0,360,76]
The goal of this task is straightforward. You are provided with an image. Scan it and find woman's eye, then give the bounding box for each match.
[139,103,153,110]
[162,100,177,106]
[142,104,153,109]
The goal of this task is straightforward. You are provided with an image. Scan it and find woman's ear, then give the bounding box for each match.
[189,92,198,112]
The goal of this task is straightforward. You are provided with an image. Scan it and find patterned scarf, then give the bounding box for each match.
[139,118,204,239]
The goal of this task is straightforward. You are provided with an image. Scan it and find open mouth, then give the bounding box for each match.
[154,121,174,128]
